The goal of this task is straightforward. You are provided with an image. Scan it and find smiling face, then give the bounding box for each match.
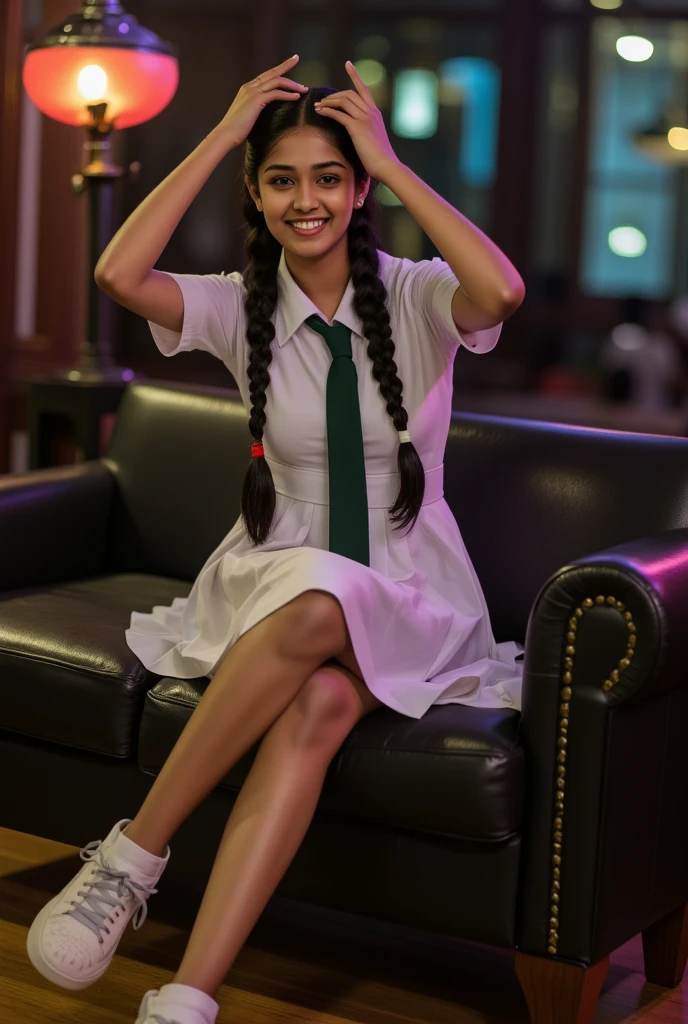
[247,126,369,259]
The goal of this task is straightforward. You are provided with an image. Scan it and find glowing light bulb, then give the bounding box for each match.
[77,65,108,102]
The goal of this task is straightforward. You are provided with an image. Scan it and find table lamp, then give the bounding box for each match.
[22,0,179,383]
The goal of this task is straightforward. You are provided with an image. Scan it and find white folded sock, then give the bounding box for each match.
[150,983,220,1024]
[109,823,169,882]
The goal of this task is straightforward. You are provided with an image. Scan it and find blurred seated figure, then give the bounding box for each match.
[530,270,594,397]
[599,295,682,409]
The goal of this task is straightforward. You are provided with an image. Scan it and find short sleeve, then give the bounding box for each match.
[406,256,502,357]
[147,270,245,374]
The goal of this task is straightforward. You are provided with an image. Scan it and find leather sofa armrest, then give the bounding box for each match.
[517,527,688,966]
[0,461,115,591]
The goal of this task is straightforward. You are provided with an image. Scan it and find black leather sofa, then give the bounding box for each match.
[1,380,687,1023]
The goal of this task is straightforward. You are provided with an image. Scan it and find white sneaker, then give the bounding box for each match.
[26,818,170,990]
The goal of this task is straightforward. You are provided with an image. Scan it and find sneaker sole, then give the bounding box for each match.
[26,873,119,990]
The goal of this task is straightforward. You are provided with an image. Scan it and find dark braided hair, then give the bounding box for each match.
[240,85,425,546]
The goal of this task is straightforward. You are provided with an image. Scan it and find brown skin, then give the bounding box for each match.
[122,593,382,1000]
[246,126,368,322]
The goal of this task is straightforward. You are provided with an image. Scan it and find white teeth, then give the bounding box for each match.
[290,220,326,229]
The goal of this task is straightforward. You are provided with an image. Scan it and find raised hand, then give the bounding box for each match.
[217,55,309,146]
[313,60,400,179]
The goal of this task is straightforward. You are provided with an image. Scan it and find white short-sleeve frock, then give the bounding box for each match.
[125,248,524,718]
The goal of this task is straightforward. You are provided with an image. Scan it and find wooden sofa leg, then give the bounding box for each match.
[514,951,609,1024]
[642,900,688,988]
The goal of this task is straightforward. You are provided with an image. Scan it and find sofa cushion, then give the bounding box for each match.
[139,677,524,842]
[0,574,190,758]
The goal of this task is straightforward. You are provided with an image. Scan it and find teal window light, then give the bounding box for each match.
[580,32,677,298]
[391,69,438,139]
[438,57,501,187]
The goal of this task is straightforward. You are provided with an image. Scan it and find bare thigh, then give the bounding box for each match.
[222,589,386,721]
[317,600,386,720]
[269,589,386,720]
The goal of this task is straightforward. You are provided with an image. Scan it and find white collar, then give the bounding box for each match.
[274,247,378,347]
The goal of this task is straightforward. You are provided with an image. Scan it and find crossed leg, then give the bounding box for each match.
[164,592,385,996]
[124,590,381,859]
[322,630,386,718]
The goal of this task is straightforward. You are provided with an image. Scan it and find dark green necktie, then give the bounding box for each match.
[305,314,370,567]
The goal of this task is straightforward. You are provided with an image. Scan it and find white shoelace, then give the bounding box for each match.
[64,839,158,941]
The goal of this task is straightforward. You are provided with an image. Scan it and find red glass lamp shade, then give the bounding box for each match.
[22,1,178,129]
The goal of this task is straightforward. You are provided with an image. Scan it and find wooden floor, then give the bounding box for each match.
[1,827,686,1024]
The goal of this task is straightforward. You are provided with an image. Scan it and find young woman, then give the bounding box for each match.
[27,55,526,1024]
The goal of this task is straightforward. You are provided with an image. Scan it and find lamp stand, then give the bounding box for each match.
[53,101,141,383]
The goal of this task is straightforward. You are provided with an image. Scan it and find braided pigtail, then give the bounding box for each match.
[348,207,426,531]
[239,83,424,545]
[239,190,281,544]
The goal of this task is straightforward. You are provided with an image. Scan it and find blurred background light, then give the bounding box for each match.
[608,225,648,257]
[353,34,391,62]
[616,35,654,62]
[295,60,329,86]
[438,57,500,188]
[352,59,387,89]
[668,126,688,151]
[375,182,404,206]
[392,69,438,140]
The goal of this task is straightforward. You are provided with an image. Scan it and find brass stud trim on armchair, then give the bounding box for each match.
[548,594,637,956]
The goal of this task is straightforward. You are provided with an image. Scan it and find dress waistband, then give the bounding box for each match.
[264,457,444,509]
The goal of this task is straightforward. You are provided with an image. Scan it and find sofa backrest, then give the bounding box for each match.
[104,381,688,644]
[444,412,688,642]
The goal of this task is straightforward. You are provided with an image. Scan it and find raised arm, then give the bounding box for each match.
[94,54,309,332]
[94,127,239,332]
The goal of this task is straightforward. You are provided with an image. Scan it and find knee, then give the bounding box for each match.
[278,591,346,660]
[284,667,361,749]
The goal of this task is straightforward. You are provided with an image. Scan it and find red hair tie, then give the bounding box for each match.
[251,442,265,458]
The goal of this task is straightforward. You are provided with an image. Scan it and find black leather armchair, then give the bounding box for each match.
[1,381,687,1023]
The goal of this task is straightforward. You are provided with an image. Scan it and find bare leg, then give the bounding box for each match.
[170,654,384,996]
[123,592,348,857]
